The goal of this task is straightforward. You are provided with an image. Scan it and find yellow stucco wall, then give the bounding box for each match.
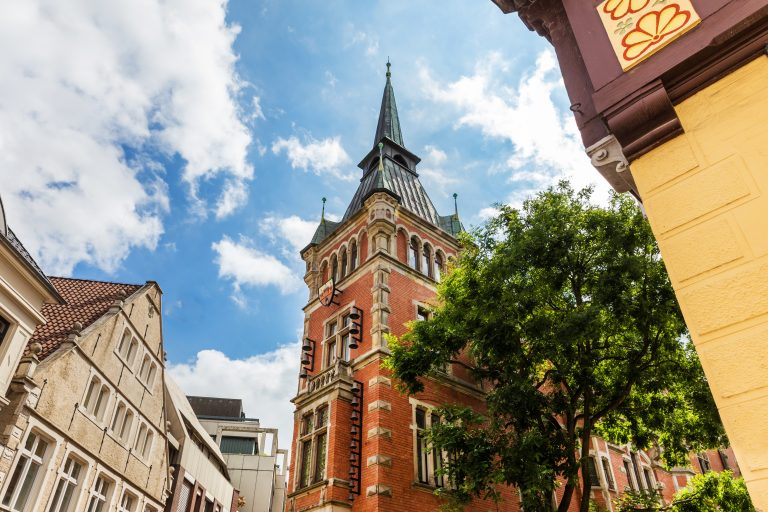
[631,55,768,507]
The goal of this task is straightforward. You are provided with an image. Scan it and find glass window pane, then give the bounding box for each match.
[220,436,256,455]
[313,433,326,483]
[14,461,40,510]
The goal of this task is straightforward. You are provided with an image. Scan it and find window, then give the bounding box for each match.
[414,406,443,487]
[220,436,257,455]
[47,455,84,512]
[110,403,134,443]
[146,363,157,390]
[296,406,329,489]
[330,255,338,282]
[422,244,432,277]
[324,310,357,367]
[434,253,444,282]
[416,306,430,322]
[340,248,347,279]
[586,456,600,488]
[718,450,730,470]
[623,459,637,490]
[697,452,711,473]
[601,457,615,491]
[642,467,654,490]
[118,491,136,512]
[86,474,113,512]
[134,423,153,460]
[393,154,408,168]
[0,315,10,343]
[408,237,419,270]
[83,376,110,422]
[117,330,131,359]
[2,431,50,511]
[139,355,151,382]
[126,339,139,366]
[350,240,357,272]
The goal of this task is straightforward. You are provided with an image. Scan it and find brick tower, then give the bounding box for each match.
[286,63,490,512]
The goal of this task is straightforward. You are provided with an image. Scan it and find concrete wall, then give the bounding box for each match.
[630,55,768,507]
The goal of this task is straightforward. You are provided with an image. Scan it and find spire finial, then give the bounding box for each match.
[378,142,384,171]
[386,58,391,78]
[453,193,459,216]
[321,197,327,222]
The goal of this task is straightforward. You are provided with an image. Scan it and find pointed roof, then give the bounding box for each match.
[29,277,143,360]
[302,62,464,250]
[374,61,403,147]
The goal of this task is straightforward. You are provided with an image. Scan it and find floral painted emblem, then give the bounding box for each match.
[621,4,691,61]
[596,0,700,71]
[602,0,650,20]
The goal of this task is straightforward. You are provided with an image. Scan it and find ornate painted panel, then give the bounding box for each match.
[597,0,701,71]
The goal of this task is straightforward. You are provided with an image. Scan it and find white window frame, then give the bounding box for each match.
[81,373,112,424]
[86,472,114,512]
[410,400,445,488]
[46,452,88,512]
[109,400,135,445]
[600,455,616,491]
[132,421,154,462]
[1,429,55,512]
[118,489,137,512]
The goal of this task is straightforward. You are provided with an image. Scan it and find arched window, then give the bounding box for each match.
[127,339,139,366]
[330,254,338,282]
[422,244,432,277]
[320,261,328,282]
[368,157,380,172]
[140,355,151,382]
[84,376,110,421]
[434,252,444,282]
[350,240,357,272]
[393,154,408,169]
[118,329,131,357]
[111,402,126,433]
[147,363,157,390]
[408,237,420,271]
[340,248,347,279]
[121,410,134,442]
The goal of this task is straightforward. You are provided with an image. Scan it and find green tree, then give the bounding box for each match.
[385,183,724,512]
[615,471,754,511]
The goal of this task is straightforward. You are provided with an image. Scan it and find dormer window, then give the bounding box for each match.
[368,157,380,173]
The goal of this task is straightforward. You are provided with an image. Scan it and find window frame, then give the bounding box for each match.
[82,374,112,424]
[412,403,445,488]
[85,473,114,512]
[323,309,357,368]
[601,456,616,491]
[46,453,86,512]
[1,429,54,512]
[0,315,10,344]
[295,404,330,490]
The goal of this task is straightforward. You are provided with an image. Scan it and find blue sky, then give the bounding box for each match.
[1,0,608,446]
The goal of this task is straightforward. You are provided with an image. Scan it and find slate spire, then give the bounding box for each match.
[374,60,404,148]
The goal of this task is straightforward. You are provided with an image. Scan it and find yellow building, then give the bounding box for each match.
[490,0,768,505]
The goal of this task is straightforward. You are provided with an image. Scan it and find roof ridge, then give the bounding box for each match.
[48,276,144,288]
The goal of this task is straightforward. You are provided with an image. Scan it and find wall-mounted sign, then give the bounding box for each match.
[319,278,337,307]
[597,0,701,71]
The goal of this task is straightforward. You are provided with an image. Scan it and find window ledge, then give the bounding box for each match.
[287,479,328,498]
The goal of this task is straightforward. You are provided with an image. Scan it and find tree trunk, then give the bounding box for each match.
[579,397,593,512]
[558,481,575,512]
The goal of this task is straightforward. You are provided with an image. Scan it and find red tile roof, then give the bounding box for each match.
[29,277,143,360]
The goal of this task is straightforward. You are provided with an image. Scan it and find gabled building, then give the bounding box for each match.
[285,63,500,512]
[0,275,169,512]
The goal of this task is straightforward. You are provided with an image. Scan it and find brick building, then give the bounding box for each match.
[285,63,502,512]
[284,65,743,512]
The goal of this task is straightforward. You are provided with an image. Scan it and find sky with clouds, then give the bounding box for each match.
[1,0,612,449]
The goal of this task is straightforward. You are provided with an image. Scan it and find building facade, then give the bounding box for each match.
[487,0,768,504]
[165,380,236,512]
[285,65,505,512]
[189,397,287,512]
[0,276,169,512]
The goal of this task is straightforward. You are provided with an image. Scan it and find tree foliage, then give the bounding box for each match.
[385,183,724,512]
[615,471,754,512]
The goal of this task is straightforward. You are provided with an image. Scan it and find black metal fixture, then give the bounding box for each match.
[348,380,364,500]
[348,307,362,350]
[298,338,316,379]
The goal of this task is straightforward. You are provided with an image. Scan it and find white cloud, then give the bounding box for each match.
[418,145,461,196]
[261,215,318,253]
[0,0,252,274]
[168,343,301,456]
[477,206,501,221]
[421,50,611,206]
[345,28,379,56]
[248,96,265,121]
[272,136,353,181]
[212,236,302,303]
